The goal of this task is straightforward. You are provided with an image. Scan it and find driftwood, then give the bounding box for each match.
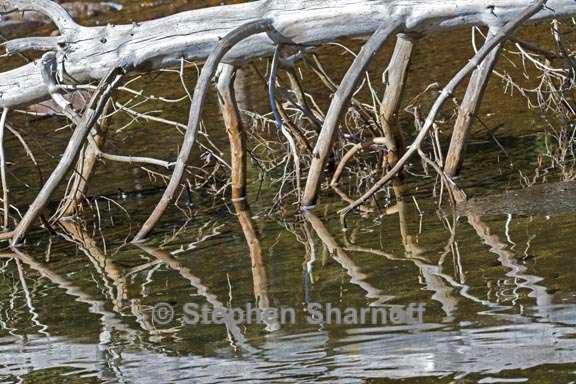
[1,0,575,109]
[0,1,121,28]
[0,0,575,244]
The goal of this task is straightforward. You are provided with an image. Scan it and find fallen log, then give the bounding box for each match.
[2,0,576,109]
[0,1,121,28]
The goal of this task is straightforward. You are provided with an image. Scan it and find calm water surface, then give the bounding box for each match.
[0,1,575,383]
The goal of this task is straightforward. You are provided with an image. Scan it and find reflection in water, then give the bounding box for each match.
[0,248,135,382]
[305,211,395,306]
[344,183,461,321]
[232,200,279,332]
[0,191,576,382]
[135,243,258,353]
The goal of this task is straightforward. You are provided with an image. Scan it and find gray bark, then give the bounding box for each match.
[2,0,576,109]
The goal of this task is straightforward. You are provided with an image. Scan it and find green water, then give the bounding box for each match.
[1,1,576,383]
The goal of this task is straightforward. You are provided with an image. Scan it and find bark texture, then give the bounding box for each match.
[2,0,576,109]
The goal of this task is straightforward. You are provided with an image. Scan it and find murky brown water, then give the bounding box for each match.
[1,1,576,383]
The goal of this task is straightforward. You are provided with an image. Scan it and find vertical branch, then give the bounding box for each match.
[216,64,247,201]
[302,21,402,209]
[444,28,502,177]
[285,68,323,132]
[0,109,9,229]
[380,33,415,172]
[269,44,302,198]
[133,19,274,242]
[61,100,114,216]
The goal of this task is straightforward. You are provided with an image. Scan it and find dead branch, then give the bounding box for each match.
[132,19,275,242]
[340,0,547,216]
[11,68,125,245]
[302,21,403,208]
[217,64,248,202]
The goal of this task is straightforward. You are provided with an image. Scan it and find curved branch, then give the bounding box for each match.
[331,137,390,187]
[340,0,546,216]
[4,37,60,55]
[1,0,78,32]
[301,21,403,209]
[132,19,275,242]
[40,52,79,122]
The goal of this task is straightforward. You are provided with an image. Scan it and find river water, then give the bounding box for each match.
[0,1,576,383]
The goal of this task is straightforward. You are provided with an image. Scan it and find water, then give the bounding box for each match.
[1,1,576,383]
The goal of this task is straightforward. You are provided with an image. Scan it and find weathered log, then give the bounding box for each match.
[2,0,576,110]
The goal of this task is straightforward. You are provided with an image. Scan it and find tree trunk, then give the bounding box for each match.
[2,0,576,109]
